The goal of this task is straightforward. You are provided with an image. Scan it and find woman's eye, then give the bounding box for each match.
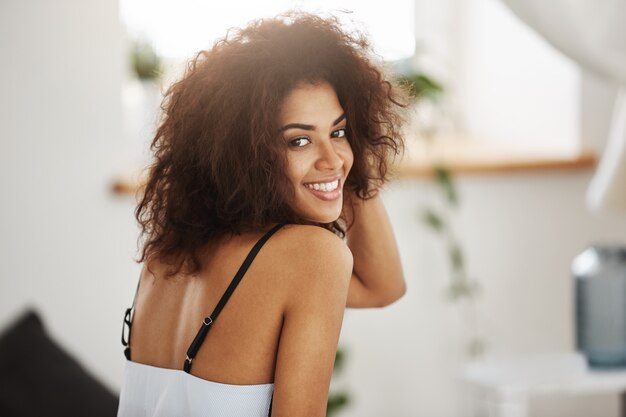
[288,137,311,147]
[331,128,347,139]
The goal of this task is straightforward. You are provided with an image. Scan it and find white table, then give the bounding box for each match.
[461,352,626,417]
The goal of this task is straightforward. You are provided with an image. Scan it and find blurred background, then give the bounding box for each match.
[1,0,625,416]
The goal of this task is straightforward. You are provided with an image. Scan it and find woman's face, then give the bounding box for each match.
[278,81,354,223]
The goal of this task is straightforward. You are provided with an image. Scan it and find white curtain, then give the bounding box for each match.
[499,0,626,213]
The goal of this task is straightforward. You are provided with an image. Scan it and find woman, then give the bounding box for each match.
[118,11,408,417]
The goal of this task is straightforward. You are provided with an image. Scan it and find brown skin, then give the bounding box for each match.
[344,191,406,308]
[280,81,353,224]
[130,199,404,417]
[277,81,405,308]
[131,224,352,417]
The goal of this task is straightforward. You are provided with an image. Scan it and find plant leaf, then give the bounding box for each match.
[131,37,162,80]
[449,243,464,272]
[434,166,458,207]
[446,276,481,301]
[422,208,445,232]
[467,337,486,358]
[333,346,346,372]
[397,73,444,101]
[327,392,350,416]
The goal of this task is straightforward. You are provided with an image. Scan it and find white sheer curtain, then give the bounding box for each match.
[499,0,626,213]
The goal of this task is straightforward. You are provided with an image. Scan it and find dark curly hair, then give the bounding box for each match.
[136,10,410,276]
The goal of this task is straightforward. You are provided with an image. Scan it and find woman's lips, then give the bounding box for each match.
[303,178,342,201]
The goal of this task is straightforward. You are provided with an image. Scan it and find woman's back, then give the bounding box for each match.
[130,226,287,384]
[119,224,353,416]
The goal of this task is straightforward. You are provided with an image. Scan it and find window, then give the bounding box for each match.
[120,0,415,62]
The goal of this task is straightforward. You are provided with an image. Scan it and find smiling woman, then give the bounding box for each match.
[118,10,410,417]
[280,82,354,223]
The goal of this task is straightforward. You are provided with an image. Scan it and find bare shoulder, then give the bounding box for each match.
[273,224,352,260]
[270,224,353,289]
[262,224,353,313]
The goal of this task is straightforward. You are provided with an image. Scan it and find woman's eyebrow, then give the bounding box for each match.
[279,112,346,132]
[332,113,347,126]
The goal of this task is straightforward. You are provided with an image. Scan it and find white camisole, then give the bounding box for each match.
[117,360,274,417]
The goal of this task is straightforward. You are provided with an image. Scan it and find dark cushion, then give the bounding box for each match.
[0,309,119,417]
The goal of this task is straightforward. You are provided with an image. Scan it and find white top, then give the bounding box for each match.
[117,360,274,417]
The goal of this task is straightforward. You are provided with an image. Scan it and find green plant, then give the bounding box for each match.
[396,68,486,358]
[398,72,444,102]
[421,166,485,357]
[422,167,480,300]
[327,346,350,417]
[130,37,161,80]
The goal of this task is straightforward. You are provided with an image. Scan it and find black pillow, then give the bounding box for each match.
[0,309,119,417]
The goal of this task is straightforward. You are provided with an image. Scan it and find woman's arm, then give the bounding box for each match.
[343,191,406,308]
[271,226,352,417]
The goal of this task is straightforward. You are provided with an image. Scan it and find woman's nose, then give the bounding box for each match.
[315,140,343,171]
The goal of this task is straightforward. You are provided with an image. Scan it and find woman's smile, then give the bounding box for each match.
[303,177,341,201]
[278,81,354,223]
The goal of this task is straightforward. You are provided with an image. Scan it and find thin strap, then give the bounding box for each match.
[121,276,141,360]
[184,223,285,373]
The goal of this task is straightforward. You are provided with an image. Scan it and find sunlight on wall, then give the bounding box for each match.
[459,0,580,153]
[120,0,415,61]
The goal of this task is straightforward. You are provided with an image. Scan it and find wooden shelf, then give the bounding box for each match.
[111,170,146,197]
[394,138,597,177]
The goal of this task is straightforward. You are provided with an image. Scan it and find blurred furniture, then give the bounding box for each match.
[0,309,119,417]
[462,352,626,417]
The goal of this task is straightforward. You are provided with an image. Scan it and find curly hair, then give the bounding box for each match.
[136,10,410,276]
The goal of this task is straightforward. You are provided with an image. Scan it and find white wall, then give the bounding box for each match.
[412,0,584,157]
[581,70,619,153]
[1,2,625,417]
[458,0,581,153]
[0,0,141,391]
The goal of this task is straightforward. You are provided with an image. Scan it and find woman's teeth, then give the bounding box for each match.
[304,179,339,192]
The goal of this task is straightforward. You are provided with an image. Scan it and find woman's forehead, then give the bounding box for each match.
[278,81,344,126]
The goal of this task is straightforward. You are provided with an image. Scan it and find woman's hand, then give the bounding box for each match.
[341,188,406,308]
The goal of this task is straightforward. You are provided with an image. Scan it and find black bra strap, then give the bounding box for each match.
[184,223,285,373]
[121,277,141,360]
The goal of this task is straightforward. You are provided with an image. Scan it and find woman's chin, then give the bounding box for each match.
[300,209,342,225]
